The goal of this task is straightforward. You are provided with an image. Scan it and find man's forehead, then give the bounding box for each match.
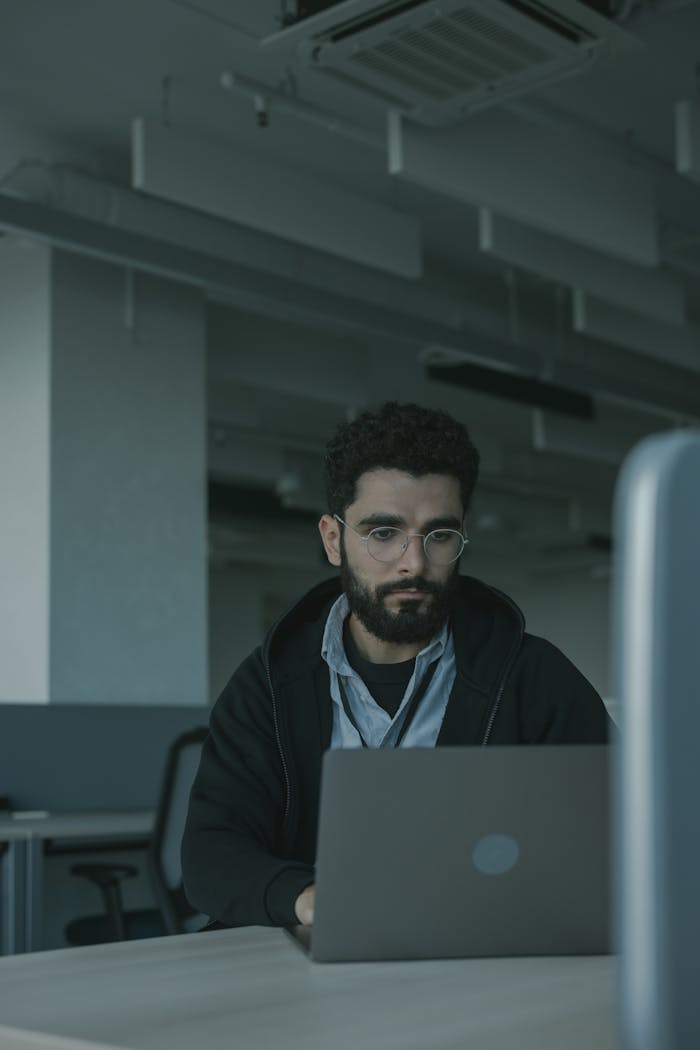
[352,469,462,511]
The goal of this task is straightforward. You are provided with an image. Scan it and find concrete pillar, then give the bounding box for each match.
[0,238,208,705]
[0,239,52,702]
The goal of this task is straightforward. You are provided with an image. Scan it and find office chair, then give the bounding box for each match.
[65,726,208,946]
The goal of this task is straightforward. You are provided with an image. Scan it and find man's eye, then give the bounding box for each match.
[430,530,452,543]
[371,528,398,542]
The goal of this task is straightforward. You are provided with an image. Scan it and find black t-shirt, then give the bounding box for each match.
[342,620,415,719]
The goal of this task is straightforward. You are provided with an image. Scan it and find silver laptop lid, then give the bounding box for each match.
[311,745,610,962]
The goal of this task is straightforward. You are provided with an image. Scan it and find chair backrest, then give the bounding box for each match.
[147,726,208,934]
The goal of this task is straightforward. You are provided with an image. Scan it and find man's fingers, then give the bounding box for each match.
[294,884,315,926]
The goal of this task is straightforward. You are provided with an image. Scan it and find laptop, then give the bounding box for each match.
[289,745,610,963]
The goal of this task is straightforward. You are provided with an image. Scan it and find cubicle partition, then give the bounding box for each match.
[0,703,208,813]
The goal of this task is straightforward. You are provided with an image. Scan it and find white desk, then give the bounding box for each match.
[0,926,621,1050]
[0,812,153,954]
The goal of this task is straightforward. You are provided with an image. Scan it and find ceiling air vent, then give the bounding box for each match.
[260,0,639,126]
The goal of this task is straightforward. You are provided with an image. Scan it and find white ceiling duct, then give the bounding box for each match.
[261,0,640,126]
[132,117,421,279]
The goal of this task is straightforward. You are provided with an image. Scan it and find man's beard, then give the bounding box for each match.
[340,554,459,646]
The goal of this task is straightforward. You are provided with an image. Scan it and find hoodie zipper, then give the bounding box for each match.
[480,642,518,745]
[480,585,525,746]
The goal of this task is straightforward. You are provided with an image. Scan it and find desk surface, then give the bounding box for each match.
[0,927,621,1050]
[0,821,35,842]
[0,811,154,842]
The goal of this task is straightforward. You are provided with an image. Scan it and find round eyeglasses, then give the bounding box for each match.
[334,514,468,566]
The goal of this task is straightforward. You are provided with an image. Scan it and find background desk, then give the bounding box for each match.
[0,812,153,954]
[0,926,620,1050]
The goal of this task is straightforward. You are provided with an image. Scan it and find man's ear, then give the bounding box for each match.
[319,514,342,567]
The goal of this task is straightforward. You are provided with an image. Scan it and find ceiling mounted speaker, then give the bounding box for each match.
[261,0,639,126]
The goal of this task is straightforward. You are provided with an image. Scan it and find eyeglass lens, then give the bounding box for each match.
[367,527,463,565]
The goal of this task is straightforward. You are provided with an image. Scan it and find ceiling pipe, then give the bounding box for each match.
[220,70,384,151]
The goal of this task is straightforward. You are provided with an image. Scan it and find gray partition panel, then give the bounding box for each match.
[0,704,208,812]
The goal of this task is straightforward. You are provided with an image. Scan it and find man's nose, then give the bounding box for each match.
[396,534,427,572]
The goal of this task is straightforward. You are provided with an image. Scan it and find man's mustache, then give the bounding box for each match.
[376,577,442,599]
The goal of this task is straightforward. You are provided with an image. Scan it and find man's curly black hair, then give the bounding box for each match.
[322,401,480,517]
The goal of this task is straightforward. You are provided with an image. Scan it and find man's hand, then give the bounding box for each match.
[294,884,315,926]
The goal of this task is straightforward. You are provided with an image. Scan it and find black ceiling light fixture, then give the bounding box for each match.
[424,357,596,421]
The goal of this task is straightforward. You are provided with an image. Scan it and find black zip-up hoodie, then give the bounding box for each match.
[182,575,611,928]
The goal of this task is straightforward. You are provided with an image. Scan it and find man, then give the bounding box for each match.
[182,402,611,930]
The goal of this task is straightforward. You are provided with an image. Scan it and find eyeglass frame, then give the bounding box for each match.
[333,514,468,565]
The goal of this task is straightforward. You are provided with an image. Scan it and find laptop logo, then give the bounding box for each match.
[472,833,519,875]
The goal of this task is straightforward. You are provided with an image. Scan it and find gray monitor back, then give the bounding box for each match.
[614,429,700,1050]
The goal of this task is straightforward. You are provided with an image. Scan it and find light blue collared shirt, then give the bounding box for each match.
[321,594,456,749]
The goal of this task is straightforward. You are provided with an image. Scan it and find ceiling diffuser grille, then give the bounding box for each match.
[261,0,638,126]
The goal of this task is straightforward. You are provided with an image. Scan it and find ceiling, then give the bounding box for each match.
[1,0,700,578]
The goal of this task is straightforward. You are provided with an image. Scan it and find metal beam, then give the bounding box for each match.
[0,191,539,372]
[2,190,700,422]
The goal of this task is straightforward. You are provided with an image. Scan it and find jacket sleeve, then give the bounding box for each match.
[181,649,314,927]
[513,635,615,744]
